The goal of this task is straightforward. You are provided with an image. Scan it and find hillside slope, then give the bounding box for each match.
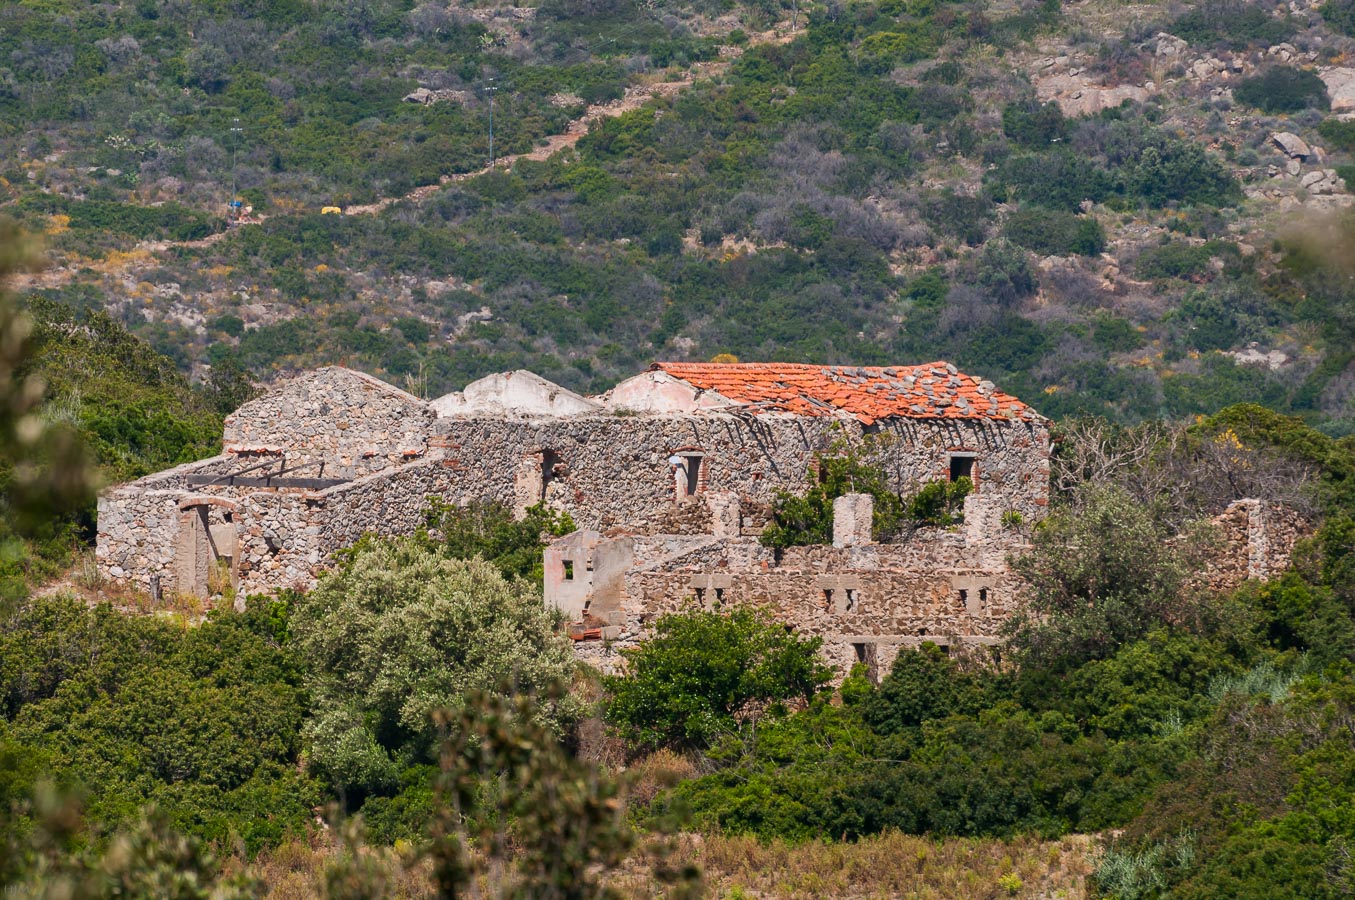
[4,0,1355,433]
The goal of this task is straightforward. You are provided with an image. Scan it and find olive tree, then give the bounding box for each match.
[1004,485,1216,669]
[292,538,579,794]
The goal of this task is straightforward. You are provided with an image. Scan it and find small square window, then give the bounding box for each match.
[949,455,975,482]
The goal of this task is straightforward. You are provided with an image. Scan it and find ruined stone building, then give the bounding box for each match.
[98,361,1304,678]
[99,360,1057,676]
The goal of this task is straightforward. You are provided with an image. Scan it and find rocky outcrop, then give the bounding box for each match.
[1301,169,1346,195]
[1155,32,1188,57]
[1035,73,1152,117]
[1320,67,1355,115]
[403,87,474,105]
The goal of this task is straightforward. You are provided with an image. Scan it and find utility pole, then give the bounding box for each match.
[229,118,243,224]
[485,77,497,168]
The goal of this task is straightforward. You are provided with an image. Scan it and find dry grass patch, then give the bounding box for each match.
[239,830,1093,898]
[612,831,1095,899]
[237,833,435,900]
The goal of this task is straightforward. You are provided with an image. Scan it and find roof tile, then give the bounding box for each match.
[652,362,1040,423]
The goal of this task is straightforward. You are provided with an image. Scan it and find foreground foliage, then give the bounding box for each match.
[0,596,319,855]
[292,539,579,801]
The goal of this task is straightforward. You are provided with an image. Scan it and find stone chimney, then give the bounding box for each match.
[833,493,874,548]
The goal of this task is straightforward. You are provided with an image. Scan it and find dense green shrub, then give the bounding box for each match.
[0,595,318,850]
[863,642,991,733]
[1171,283,1275,352]
[1134,241,1214,280]
[964,240,1037,307]
[419,500,574,582]
[1001,99,1068,149]
[1004,208,1107,256]
[1170,0,1297,49]
[1119,140,1240,207]
[1005,485,1211,667]
[606,607,831,751]
[761,447,910,550]
[987,151,1112,211]
[1322,0,1355,35]
[1234,66,1330,113]
[292,539,578,796]
[923,190,993,246]
[904,476,972,526]
[1318,117,1355,153]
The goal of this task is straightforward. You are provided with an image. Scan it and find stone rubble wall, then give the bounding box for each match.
[570,533,1019,679]
[235,453,462,595]
[224,367,435,480]
[432,412,1051,535]
[1196,499,1310,595]
[97,454,245,594]
[97,489,198,592]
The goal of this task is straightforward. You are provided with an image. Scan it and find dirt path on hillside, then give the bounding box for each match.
[13,25,796,291]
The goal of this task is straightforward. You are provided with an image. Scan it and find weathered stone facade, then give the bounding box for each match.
[99,362,1053,603]
[545,493,1309,680]
[547,497,1025,680]
[97,361,1305,681]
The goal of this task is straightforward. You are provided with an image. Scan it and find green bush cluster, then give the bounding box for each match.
[1169,0,1298,49]
[1321,0,1355,36]
[1004,207,1106,256]
[0,596,320,852]
[1234,66,1330,113]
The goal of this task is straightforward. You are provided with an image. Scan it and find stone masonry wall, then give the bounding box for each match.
[1196,499,1310,595]
[433,412,1050,535]
[234,453,462,595]
[97,455,238,594]
[568,533,1019,679]
[224,367,435,480]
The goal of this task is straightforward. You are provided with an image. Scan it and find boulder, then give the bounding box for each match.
[1036,72,1152,116]
[1155,32,1188,56]
[1301,169,1346,195]
[1320,67,1355,114]
[1272,132,1312,159]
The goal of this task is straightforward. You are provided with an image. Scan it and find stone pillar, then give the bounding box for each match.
[833,493,874,548]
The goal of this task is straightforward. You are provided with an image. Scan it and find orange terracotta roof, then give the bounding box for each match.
[651,362,1041,424]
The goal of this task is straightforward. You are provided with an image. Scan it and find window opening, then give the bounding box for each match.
[693,587,706,605]
[949,454,975,482]
[822,588,834,609]
[540,449,561,501]
[852,642,879,684]
[845,588,858,611]
[958,588,968,606]
[714,587,725,603]
[979,588,989,605]
[562,560,574,580]
[687,456,703,496]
